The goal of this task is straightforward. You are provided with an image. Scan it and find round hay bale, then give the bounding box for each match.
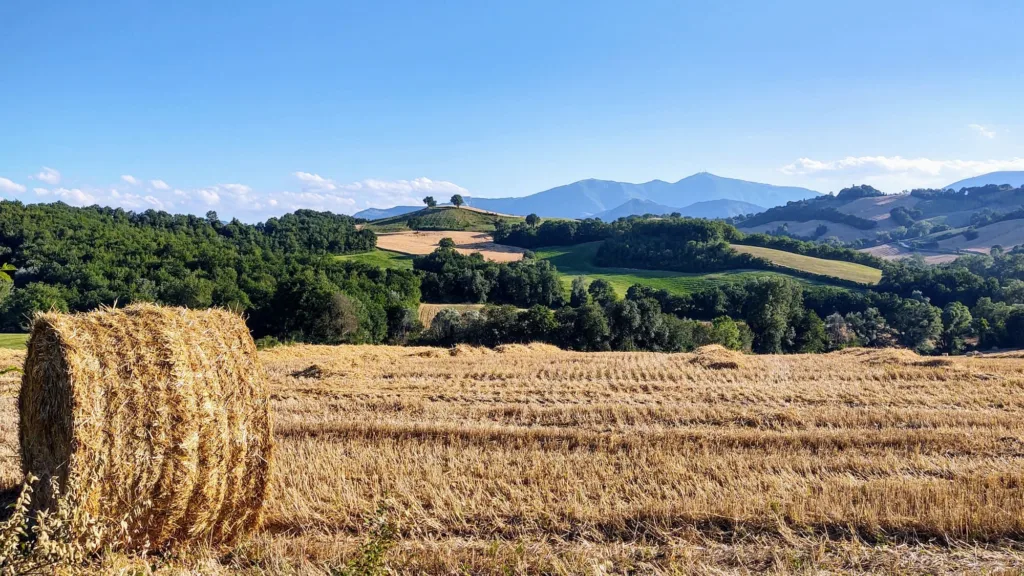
[18,304,273,551]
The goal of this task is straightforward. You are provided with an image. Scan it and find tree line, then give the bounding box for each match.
[420,277,752,353]
[2,200,1023,355]
[493,208,882,275]
[0,201,417,344]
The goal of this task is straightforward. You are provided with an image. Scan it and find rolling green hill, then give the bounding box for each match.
[341,242,819,298]
[334,249,414,270]
[731,244,882,285]
[365,206,523,233]
[536,242,813,297]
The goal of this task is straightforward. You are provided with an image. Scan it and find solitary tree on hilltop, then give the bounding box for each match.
[450,194,464,208]
[423,196,437,208]
[526,213,540,227]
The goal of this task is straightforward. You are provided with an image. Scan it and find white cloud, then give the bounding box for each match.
[779,155,1024,192]
[1,169,470,221]
[34,167,61,185]
[289,172,468,209]
[969,124,996,139]
[780,155,1024,177]
[197,188,221,205]
[0,177,27,194]
[293,172,338,191]
[174,183,254,209]
[220,183,252,196]
[36,187,97,206]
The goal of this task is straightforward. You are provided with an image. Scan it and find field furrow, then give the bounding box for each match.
[5,344,1024,573]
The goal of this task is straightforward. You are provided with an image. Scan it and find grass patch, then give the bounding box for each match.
[536,242,812,297]
[0,333,28,350]
[365,206,523,233]
[335,249,415,270]
[731,244,882,285]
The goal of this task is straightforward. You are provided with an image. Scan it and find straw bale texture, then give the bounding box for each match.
[18,304,273,550]
[689,344,745,369]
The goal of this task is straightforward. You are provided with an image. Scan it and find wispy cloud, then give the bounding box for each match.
[779,155,1024,192]
[2,169,471,221]
[968,123,996,139]
[294,171,337,191]
[33,167,61,185]
[780,155,1024,177]
[0,177,27,194]
[35,187,97,205]
[284,173,469,213]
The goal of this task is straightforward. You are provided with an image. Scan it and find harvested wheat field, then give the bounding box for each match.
[5,345,1024,573]
[376,230,526,262]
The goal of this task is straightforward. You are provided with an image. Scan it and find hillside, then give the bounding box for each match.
[592,198,678,220]
[464,172,818,218]
[593,198,765,220]
[736,184,1024,253]
[679,198,765,219]
[537,241,812,297]
[334,248,414,270]
[375,230,526,262]
[731,244,882,284]
[864,215,1024,263]
[352,205,421,220]
[364,206,523,233]
[946,171,1024,190]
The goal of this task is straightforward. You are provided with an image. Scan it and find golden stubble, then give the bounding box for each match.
[4,343,1024,573]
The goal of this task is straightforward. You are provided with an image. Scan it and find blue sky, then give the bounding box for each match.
[1,0,1023,219]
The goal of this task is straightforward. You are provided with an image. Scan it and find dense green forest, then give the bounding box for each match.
[0,201,418,344]
[414,248,564,307]
[2,200,1024,355]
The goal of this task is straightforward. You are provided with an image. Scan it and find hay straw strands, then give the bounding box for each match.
[18,304,273,551]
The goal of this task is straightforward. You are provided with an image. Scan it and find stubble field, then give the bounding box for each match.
[3,345,1024,573]
[375,230,526,262]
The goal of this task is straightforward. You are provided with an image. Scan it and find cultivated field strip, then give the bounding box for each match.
[5,344,1024,572]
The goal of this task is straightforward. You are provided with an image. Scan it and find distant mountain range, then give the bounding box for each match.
[353,205,422,220]
[592,198,765,221]
[462,173,819,219]
[945,171,1024,190]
